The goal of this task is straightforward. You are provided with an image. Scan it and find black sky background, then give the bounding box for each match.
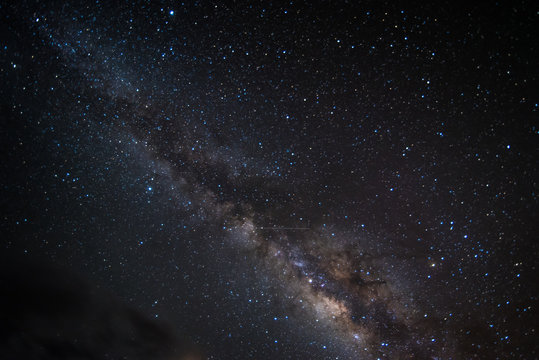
[1,1,537,359]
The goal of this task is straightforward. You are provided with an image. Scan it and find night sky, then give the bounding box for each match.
[1,1,537,359]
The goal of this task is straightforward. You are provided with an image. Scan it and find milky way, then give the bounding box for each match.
[1,1,537,359]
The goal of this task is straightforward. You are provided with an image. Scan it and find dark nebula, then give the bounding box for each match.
[0,1,537,359]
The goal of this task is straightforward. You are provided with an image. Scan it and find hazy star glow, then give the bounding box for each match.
[1,1,536,359]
